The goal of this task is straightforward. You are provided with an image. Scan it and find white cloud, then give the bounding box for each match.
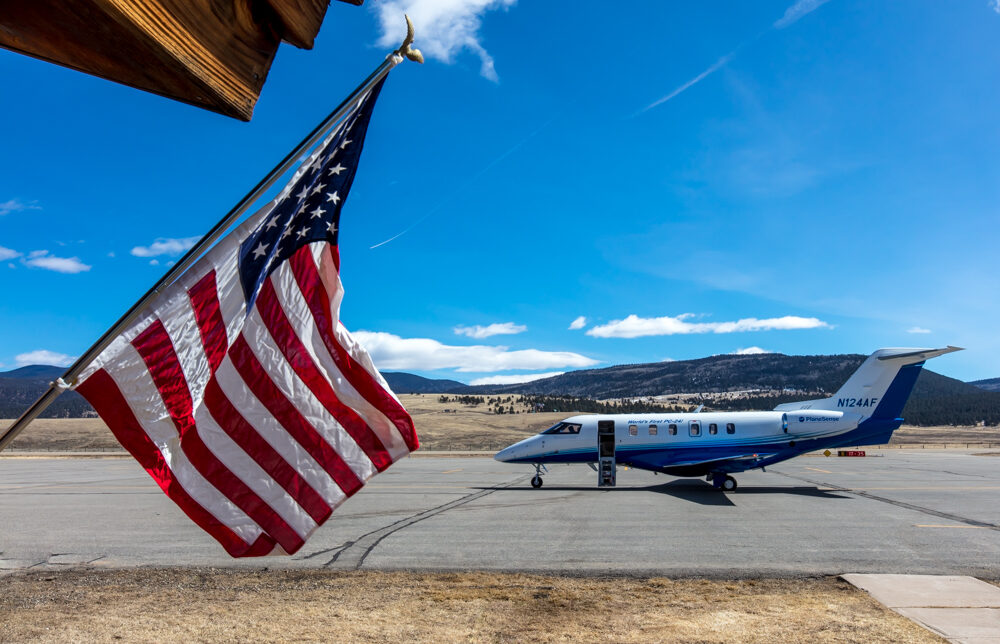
[733,346,771,355]
[15,349,76,367]
[353,331,599,372]
[373,0,515,81]
[454,322,526,339]
[22,250,91,274]
[568,316,587,330]
[130,236,199,258]
[149,259,160,266]
[774,0,832,28]
[586,313,830,339]
[0,199,41,216]
[469,371,565,386]
[907,326,932,334]
[993,0,1000,14]
[0,245,20,261]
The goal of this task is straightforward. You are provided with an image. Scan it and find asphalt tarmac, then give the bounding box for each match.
[1,449,998,577]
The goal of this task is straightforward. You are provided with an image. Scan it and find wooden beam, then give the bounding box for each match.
[266,0,328,49]
[0,0,362,120]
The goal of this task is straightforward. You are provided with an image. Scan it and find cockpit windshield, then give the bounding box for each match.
[541,422,582,435]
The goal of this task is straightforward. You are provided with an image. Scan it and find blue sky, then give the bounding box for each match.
[1,0,997,384]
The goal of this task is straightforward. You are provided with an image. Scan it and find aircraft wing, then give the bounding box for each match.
[668,453,777,468]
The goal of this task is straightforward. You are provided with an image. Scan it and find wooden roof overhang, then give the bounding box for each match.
[0,0,363,121]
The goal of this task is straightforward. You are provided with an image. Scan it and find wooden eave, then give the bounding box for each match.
[0,0,363,121]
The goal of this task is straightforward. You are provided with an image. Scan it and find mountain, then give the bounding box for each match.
[1,365,66,380]
[5,357,998,426]
[0,365,94,418]
[970,377,1000,392]
[463,353,1000,426]
[381,372,468,394]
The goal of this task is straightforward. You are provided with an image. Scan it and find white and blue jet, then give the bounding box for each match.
[495,347,961,491]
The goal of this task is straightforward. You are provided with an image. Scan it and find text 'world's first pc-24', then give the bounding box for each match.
[495,347,961,491]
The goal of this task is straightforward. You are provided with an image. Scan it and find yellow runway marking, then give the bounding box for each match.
[804,467,833,474]
[441,469,464,474]
[915,524,987,529]
[849,486,1000,491]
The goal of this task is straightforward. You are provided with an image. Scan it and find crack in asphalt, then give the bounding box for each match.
[319,473,532,569]
[774,470,1000,531]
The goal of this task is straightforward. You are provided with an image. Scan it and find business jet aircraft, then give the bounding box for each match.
[495,347,961,491]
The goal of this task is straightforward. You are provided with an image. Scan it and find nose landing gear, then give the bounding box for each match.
[530,463,547,488]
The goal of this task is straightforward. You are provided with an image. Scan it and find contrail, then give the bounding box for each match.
[637,50,738,115]
[637,0,834,116]
[369,117,556,249]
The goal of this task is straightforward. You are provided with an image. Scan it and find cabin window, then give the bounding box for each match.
[629,424,638,436]
[709,423,718,435]
[689,422,701,437]
[542,422,582,435]
[668,424,678,435]
[726,423,735,434]
[649,424,658,436]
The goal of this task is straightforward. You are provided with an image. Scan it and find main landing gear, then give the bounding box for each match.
[531,463,547,488]
[709,473,738,492]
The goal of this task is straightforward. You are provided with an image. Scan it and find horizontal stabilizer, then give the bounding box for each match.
[876,346,963,362]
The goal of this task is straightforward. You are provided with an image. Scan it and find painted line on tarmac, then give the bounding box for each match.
[776,471,1000,532]
[305,473,533,569]
[804,467,833,474]
[915,524,987,529]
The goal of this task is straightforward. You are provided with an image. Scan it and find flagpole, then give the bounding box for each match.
[0,18,423,454]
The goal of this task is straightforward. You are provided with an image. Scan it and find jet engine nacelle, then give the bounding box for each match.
[781,409,845,435]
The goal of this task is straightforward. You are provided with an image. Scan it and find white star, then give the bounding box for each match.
[281,227,292,239]
[297,227,308,238]
[295,186,310,201]
[340,138,352,150]
[310,206,326,219]
[310,182,327,195]
[265,217,279,230]
[252,241,269,259]
[327,163,346,176]
[326,191,341,204]
[327,221,338,235]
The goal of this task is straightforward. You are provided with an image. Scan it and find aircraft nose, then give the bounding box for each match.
[494,445,515,462]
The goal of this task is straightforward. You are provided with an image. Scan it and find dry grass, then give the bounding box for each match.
[889,425,1000,446]
[2,418,121,452]
[5,396,1000,454]
[0,569,941,643]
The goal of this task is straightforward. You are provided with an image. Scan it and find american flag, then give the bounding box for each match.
[73,79,418,557]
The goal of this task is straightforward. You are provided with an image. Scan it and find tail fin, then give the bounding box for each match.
[775,347,963,422]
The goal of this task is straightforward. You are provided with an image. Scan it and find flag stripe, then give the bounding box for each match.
[132,320,305,553]
[239,310,378,482]
[229,335,364,497]
[291,247,419,452]
[212,357,347,508]
[188,270,228,373]
[255,276,393,472]
[203,375,332,525]
[76,368,275,557]
[270,251,408,462]
[192,404,315,546]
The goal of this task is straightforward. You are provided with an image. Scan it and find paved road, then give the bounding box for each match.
[1,450,999,577]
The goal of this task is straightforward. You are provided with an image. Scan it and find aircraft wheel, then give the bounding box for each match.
[722,476,737,492]
[531,475,543,489]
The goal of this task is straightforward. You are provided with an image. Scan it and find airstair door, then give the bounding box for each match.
[597,420,616,487]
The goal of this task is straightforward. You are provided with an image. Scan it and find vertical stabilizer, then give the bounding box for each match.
[775,347,963,423]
